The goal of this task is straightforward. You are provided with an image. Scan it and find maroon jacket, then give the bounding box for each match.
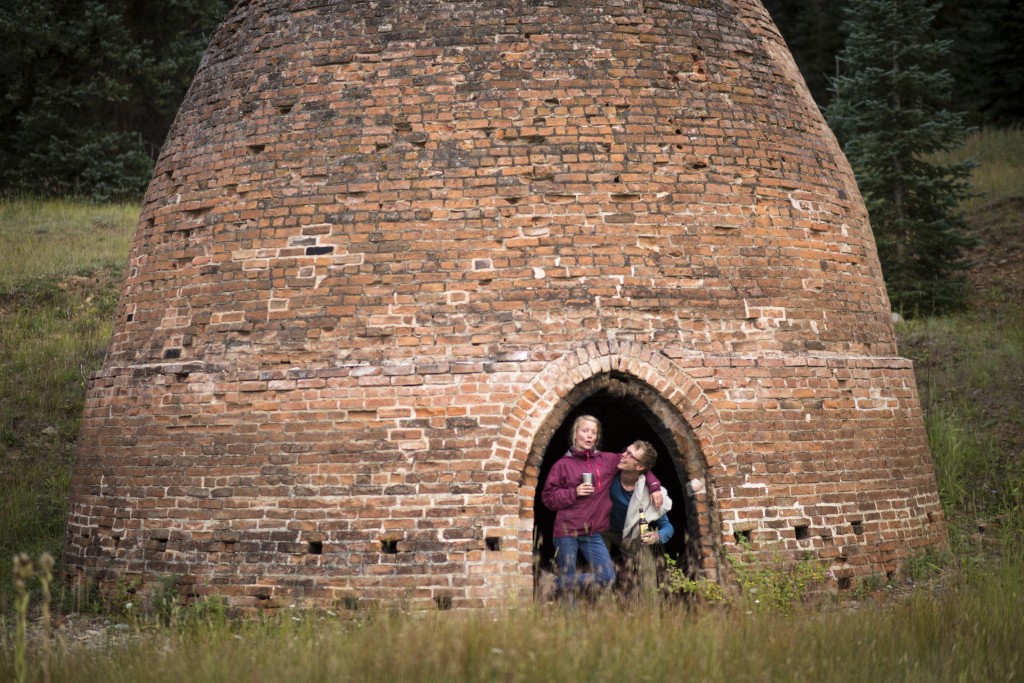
[541,447,661,538]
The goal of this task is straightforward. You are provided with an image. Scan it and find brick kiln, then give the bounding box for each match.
[64,0,946,609]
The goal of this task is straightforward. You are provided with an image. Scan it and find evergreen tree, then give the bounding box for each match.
[0,0,231,200]
[825,0,975,316]
[938,0,1024,126]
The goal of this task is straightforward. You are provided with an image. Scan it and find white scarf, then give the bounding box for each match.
[622,473,673,542]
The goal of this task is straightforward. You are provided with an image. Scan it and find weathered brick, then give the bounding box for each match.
[64,0,944,612]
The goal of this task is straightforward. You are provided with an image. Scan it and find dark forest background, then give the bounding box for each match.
[0,0,1020,200]
[764,0,1023,126]
[0,0,233,200]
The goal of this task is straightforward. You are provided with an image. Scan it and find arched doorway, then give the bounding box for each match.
[530,371,705,591]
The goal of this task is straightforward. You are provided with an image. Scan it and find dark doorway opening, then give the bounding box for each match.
[532,387,691,583]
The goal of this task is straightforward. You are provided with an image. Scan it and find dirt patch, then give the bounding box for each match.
[963,197,1024,305]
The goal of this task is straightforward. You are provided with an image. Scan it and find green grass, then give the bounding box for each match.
[931,127,1024,211]
[895,125,1024,558]
[0,199,134,610]
[0,199,136,289]
[2,569,1023,682]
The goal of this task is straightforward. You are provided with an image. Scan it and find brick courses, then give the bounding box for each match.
[64,0,945,610]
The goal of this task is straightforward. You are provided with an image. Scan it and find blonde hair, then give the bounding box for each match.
[569,414,602,449]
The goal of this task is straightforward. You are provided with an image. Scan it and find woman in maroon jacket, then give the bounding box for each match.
[541,415,662,595]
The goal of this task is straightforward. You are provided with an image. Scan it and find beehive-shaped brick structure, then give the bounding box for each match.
[65,0,946,610]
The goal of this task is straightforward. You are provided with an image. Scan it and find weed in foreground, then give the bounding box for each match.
[726,539,829,614]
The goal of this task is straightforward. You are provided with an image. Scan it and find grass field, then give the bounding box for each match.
[4,571,1024,682]
[1,130,1023,681]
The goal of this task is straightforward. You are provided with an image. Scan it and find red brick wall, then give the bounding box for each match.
[65,0,945,610]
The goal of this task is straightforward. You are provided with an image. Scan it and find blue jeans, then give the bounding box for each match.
[552,533,616,593]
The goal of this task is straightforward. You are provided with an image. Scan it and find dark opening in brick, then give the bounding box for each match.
[381,539,398,554]
[733,529,752,545]
[838,576,852,590]
[278,103,294,115]
[305,246,334,255]
[851,521,864,535]
[927,511,936,523]
[247,144,265,154]
[126,313,134,322]
[156,539,168,551]
[886,571,896,583]
[435,596,453,610]
[794,524,810,540]
[308,541,323,555]
[341,596,359,611]
[485,536,501,551]
[163,348,182,360]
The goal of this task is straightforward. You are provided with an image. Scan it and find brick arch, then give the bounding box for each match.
[494,341,731,584]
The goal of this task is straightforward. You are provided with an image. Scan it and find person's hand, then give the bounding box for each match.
[651,490,664,509]
[576,483,594,497]
[641,531,659,545]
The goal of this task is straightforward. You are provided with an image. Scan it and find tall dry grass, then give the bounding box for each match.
[3,572,1022,683]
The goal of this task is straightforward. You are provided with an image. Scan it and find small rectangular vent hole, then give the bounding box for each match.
[308,541,323,555]
[838,576,852,590]
[381,539,398,554]
[851,521,864,535]
[485,536,501,551]
[794,525,810,540]
[435,596,453,610]
[733,529,752,545]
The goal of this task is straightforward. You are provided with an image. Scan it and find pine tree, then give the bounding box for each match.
[825,0,975,316]
[0,0,231,201]
[935,0,1024,126]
